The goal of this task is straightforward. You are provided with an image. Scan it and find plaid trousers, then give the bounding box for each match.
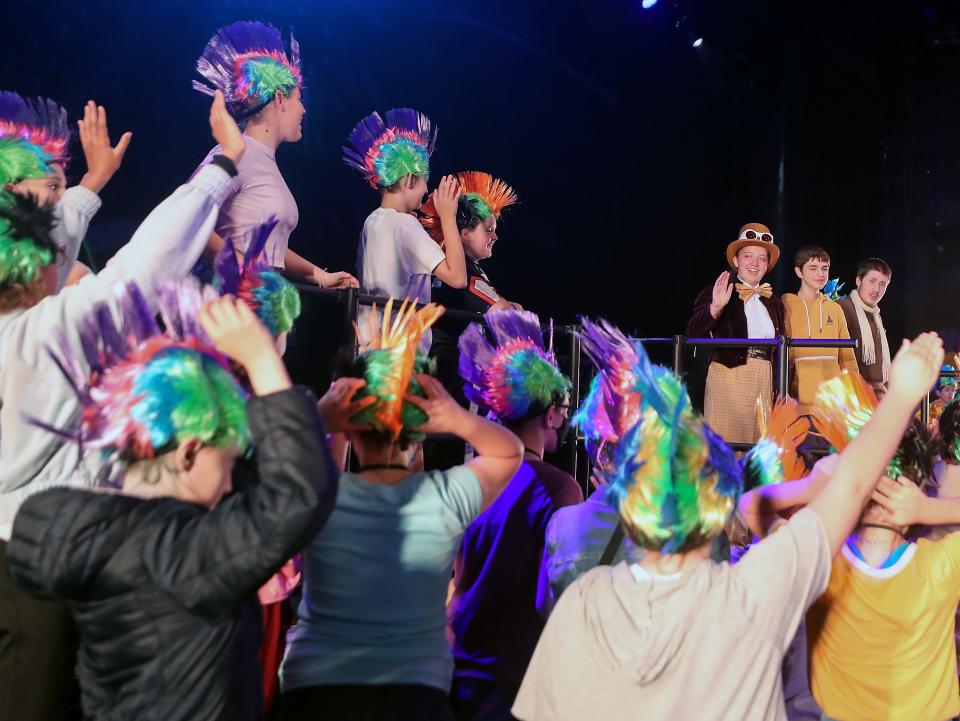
[704,358,773,445]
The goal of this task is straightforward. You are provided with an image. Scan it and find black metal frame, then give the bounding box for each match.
[294,285,945,490]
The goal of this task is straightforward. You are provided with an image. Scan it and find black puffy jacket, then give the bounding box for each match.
[6,387,338,721]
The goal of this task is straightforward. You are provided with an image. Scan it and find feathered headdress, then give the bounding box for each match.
[0,191,58,287]
[458,309,571,423]
[0,91,70,184]
[194,21,302,119]
[743,398,811,489]
[811,370,932,484]
[420,171,517,244]
[34,279,251,476]
[822,278,845,302]
[350,298,444,442]
[575,318,807,552]
[572,318,643,473]
[342,108,437,188]
[213,217,301,336]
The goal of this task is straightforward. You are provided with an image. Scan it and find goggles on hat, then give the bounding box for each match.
[740,229,773,243]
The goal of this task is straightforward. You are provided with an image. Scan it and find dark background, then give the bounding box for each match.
[4,0,960,355]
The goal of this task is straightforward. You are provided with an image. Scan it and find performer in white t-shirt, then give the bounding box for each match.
[343,107,466,351]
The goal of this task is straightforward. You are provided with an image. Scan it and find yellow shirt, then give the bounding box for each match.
[807,536,960,721]
[782,293,859,411]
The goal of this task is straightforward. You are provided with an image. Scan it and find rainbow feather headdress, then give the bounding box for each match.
[194,21,302,119]
[0,192,58,287]
[575,318,808,552]
[420,171,518,244]
[458,309,571,423]
[343,108,437,188]
[34,279,251,477]
[0,91,70,185]
[213,217,301,336]
[811,369,926,483]
[350,298,444,442]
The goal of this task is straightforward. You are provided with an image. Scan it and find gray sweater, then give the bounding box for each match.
[0,164,235,539]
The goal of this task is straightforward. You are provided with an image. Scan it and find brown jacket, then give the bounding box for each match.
[837,296,888,392]
[687,273,786,368]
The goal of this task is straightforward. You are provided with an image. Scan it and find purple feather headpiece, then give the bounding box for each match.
[458,309,571,422]
[32,279,250,479]
[343,108,437,188]
[0,91,70,165]
[573,318,644,471]
[213,217,301,336]
[193,21,302,119]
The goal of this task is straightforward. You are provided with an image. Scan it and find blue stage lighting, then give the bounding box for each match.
[692,37,704,47]
[641,0,658,8]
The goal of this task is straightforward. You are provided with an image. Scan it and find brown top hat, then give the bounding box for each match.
[726,222,780,270]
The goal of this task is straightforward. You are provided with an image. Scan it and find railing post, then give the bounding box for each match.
[673,335,684,376]
[567,325,582,484]
[776,335,790,398]
[342,286,359,358]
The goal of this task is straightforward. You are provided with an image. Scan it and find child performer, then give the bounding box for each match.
[449,309,582,719]
[279,300,523,721]
[193,20,357,287]
[343,108,465,352]
[512,329,943,721]
[7,286,345,721]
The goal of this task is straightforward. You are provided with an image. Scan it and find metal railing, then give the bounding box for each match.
[292,285,944,490]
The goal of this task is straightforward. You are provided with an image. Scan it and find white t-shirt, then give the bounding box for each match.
[357,207,446,352]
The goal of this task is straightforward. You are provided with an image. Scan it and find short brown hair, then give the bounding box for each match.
[794,245,830,269]
[856,257,892,280]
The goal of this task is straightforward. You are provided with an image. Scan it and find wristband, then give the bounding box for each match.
[209,154,239,177]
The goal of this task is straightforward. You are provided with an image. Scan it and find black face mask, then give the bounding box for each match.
[554,417,572,449]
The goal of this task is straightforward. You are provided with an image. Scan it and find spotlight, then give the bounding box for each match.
[691,37,704,47]
[641,0,658,8]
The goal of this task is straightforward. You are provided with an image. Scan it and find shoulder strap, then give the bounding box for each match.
[598,522,626,566]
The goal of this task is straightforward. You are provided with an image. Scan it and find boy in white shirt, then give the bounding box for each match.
[343,108,466,351]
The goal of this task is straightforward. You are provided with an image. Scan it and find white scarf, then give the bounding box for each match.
[850,289,891,382]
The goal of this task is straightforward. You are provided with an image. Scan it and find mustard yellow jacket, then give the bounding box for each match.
[782,293,860,410]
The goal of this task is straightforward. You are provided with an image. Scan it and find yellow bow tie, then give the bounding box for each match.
[736,283,773,301]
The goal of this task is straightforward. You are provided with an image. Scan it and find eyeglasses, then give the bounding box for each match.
[739,229,773,243]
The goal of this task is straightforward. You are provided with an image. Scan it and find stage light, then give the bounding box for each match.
[691,37,704,47]
[641,0,658,8]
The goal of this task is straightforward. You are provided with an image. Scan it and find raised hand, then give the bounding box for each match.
[199,295,290,396]
[709,270,734,318]
[209,91,246,165]
[431,175,462,220]
[404,374,468,435]
[77,101,132,194]
[888,332,944,406]
[870,476,928,527]
[316,378,376,432]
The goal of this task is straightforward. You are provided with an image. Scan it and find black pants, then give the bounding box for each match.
[450,678,518,721]
[0,540,82,720]
[278,684,455,721]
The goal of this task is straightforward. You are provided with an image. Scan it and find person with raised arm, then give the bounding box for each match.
[7,289,342,721]
[0,90,243,721]
[512,331,943,721]
[279,300,523,721]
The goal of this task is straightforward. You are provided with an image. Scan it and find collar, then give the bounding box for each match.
[243,133,277,160]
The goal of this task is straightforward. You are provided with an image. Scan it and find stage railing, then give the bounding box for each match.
[293,285,942,491]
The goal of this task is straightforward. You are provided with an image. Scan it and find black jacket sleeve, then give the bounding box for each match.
[687,284,721,337]
[142,386,338,616]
